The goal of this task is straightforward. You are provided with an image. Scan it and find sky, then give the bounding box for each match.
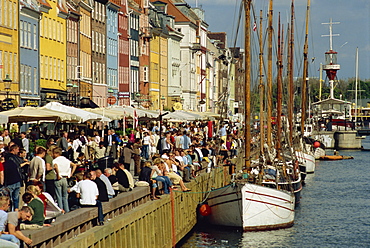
[186,0,370,81]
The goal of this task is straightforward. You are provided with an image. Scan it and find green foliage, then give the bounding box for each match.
[35,139,47,149]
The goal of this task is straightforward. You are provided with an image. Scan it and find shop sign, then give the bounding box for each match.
[118,92,130,98]
[25,100,39,107]
[46,93,57,99]
[2,98,18,110]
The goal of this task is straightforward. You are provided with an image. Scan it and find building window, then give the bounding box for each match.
[27,22,31,49]
[20,21,24,47]
[33,24,37,50]
[20,65,24,93]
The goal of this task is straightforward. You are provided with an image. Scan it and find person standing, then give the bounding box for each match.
[141,132,150,160]
[3,145,23,211]
[132,138,142,176]
[53,148,77,213]
[76,171,104,226]
[28,147,47,186]
[20,132,29,159]
[3,130,11,146]
[104,129,113,157]
[58,132,69,158]
[44,146,57,200]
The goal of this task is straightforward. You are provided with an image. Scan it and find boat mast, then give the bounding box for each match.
[319,63,322,101]
[244,0,252,169]
[300,0,310,136]
[267,0,273,147]
[288,0,294,144]
[355,47,359,124]
[276,13,283,160]
[259,10,265,156]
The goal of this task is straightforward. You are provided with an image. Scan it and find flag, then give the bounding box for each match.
[253,22,257,31]
[134,109,138,129]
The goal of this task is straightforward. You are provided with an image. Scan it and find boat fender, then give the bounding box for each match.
[198,203,212,217]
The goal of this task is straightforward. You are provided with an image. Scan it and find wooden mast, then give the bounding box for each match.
[276,13,283,159]
[244,0,252,169]
[288,0,295,144]
[259,10,265,156]
[267,0,273,147]
[300,0,310,135]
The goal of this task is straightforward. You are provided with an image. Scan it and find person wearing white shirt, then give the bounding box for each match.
[53,148,77,213]
[20,132,29,157]
[76,171,104,225]
[141,132,151,160]
[72,135,83,161]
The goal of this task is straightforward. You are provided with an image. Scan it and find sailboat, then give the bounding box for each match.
[295,0,315,174]
[205,0,295,231]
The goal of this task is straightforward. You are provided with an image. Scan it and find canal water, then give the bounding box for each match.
[179,137,370,247]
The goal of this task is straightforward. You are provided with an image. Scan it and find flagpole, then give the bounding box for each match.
[123,111,126,136]
[102,108,105,138]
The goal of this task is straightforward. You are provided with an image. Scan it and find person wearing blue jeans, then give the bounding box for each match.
[54,177,70,213]
[142,132,151,160]
[155,175,172,194]
[6,182,20,212]
[53,148,77,213]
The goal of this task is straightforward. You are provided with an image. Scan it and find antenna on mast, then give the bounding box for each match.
[321,18,340,51]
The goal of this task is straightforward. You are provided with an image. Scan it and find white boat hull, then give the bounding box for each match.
[207,183,295,231]
[295,151,315,173]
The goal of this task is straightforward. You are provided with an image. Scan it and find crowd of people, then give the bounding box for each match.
[0,120,243,247]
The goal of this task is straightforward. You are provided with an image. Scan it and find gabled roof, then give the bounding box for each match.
[38,0,52,9]
[150,0,195,25]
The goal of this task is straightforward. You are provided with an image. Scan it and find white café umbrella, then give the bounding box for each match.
[44,102,111,122]
[1,107,80,123]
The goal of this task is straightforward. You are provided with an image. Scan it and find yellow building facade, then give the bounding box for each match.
[39,0,68,103]
[149,34,160,110]
[0,0,19,101]
[159,36,168,110]
[149,34,168,111]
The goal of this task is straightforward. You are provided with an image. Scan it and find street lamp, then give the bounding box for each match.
[67,81,79,106]
[3,74,12,99]
[135,92,141,108]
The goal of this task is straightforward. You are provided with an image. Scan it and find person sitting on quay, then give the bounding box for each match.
[152,158,173,195]
[103,168,119,194]
[29,182,63,224]
[75,171,104,226]
[90,170,109,203]
[0,196,19,247]
[6,206,33,246]
[160,153,190,192]
[20,192,46,230]
[95,169,115,199]
[114,163,133,192]
[139,161,160,200]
